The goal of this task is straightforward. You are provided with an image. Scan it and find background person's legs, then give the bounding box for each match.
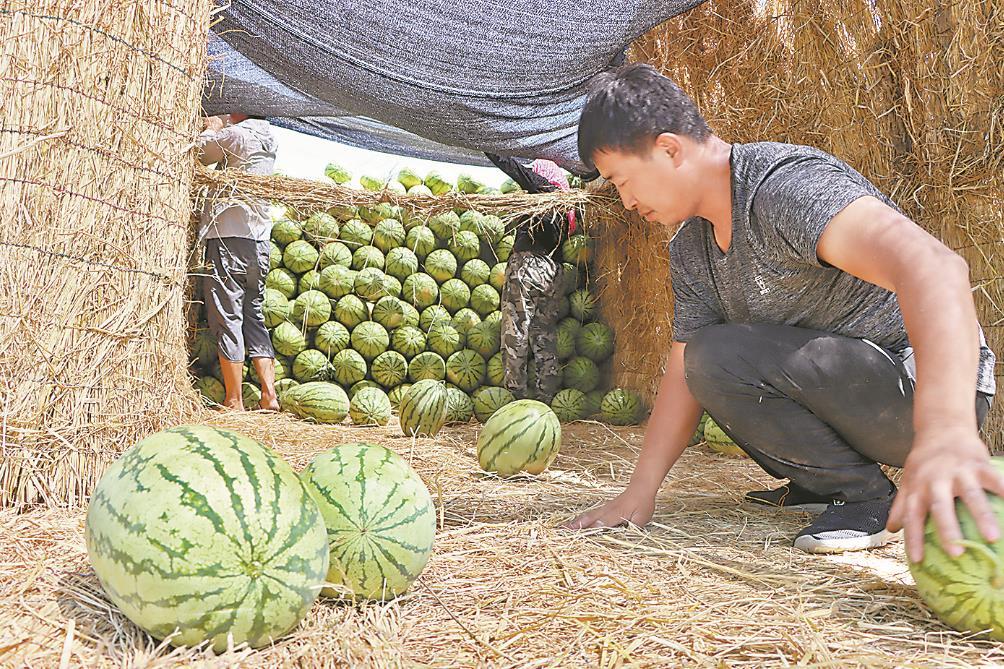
[501,252,539,399]
[528,261,563,403]
[204,238,250,410]
[244,240,279,410]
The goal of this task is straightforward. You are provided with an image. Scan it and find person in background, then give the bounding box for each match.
[197,113,279,411]
[485,154,576,403]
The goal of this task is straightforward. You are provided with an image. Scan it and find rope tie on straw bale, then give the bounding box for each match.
[0,242,179,285]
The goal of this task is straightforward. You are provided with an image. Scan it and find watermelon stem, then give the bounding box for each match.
[955,539,1004,587]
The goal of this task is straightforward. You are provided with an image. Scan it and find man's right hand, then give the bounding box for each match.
[563,487,656,530]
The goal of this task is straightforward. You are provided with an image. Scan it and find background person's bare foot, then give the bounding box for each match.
[222,397,243,411]
[259,392,279,411]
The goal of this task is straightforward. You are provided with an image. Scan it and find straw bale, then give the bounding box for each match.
[591,0,1002,447]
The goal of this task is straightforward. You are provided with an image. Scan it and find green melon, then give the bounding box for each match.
[383,274,402,299]
[298,269,322,294]
[420,304,452,332]
[440,278,471,313]
[324,162,351,184]
[330,349,368,387]
[271,219,303,247]
[427,323,464,359]
[372,296,406,330]
[391,325,427,359]
[192,329,216,369]
[599,388,645,426]
[349,380,382,400]
[466,321,501,359]
[448,231,481,263]
[283,240,320,275]
[400,301,420,328]
[399,379,449,437]
[272,321,308,358]
[338,218,373,249]
[500,178,520,194]
[584,389,605,416]
[561,263,578,294]
[556,326,576,360]
[266,267,298,299]
[399,208,425,230]
[558,317,582,337]
[494,235,514,262]
[319,265,356,299]
[373,219,407,253]
[576,322,614,362]
[569,289,597,322]
[446,349,486,393]
[359,174,384,191]
[387,384,412,410]
[275,378,300,396]
[460,259,490,287]
[477,400,561,476]
[428,211,461,241]
[301,443,435,600]
[704,418,746,457]
[196,375,224,406]
[486,352,505,386]
[470,284,500,317]
[445,387,474,424]
[263,288,291,328]
[293,349,331,382]
[457,173,484,194]
[334,295,369,330]
[318,241,353,270]
[385,247,419,281]
[478,215,506,246]
[269,241,282,270]
[425,249,458,284]
[292,290,331,328]
[359,202,401,226]
[562,234,593,266]
[348,388,393,426]
[396,168,422,190]
[551,388,588,422]
[489,262,506,291]
[371,350,408,389]
[408,351,446,383]
[563,357,600,393]
[402,272,439,309]
[483,310,503,328]
[688,412,711,446]
[241,382,262,410]
[354,267,389,302]
[451,308,481,337]
[407,184,433,197]
[424,171,453,196]
[351,245,385,271]
[458,210,483,234]
[85,425,328,652]
[327,204,357,221]
[314,321,351,357]
[282,381,351,423]
[472,386,516,423]
[405,225,436,260]
[303,212,340,244]
[350,321,390,361]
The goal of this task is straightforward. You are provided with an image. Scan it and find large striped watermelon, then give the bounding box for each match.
[334,295,369,330]
[303,212,340,244]
[576,322,615,362]
[272,321,308,358]
[301,443,436,601]
[551,388,588,422]
[291,290,331,328]
[451,308,481,336]
[338,218,373,248]
[351,245,386,271]
[242,382,262,410]
[408,351,447,383]
[477,400,561,476]
[281,382,351,423]
[704,418,746,457]
[354,267,389,302]
[318,241,353,270]
[298,270,322,294]
[85,426,329,651]
[569,289,597,322]
[399,379,449,437]
[425,249,458,283]
[371,350,408,389]
[428,211,460,240]
[562,234,592,265]
[292,349,330,382]
[349,387,393,426]
[387,384,412,410]
[405,225,436,260]
[349,380,382,399]
[373,219,406,253]
[391,325,426,359]
[402,272,439,309]
[263,288,291,328]
[314,321,350,357]
[599,388,645,426]
[470,284,500,317]
[400,301,421,328]
[420,304,452,332]
[385,247,419,281]
[440,278,470,313]
[472,386,516,423]
[427,323,464,359]
[397,168,422,190]
[460,259,490,287]
[318,264,355,298]
[446,349,486,393]
[382,274,402,299]
[466,321,500,359]
[283,240,319,274]
[563,356,600,392]
[489,262,506,291]
[266,268,298,299]
[270,241,283,270]
[197,375,224,405]
[486,352,505,386]
[445,387,474,424]
[494,235,514,262]
[448,230,481,262]
[330,349,368,387]
[350,321,390,361]
[271,218,303,247]
[556,326,576,360]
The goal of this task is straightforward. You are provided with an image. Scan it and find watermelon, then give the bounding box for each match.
[327,204,357,221]
[319,265,356,299]
[400,301,421,328]
[266,268,298,299]
[457,173,484,194]
[486,352,505,386]
[399,379,449,437]
[483,310,503,328]
[451,308,481,336]
[500,178,520,194]
[339,218,373,248]
[348,387,393,426]
[385,247,419,281]
[319,241,353,270]
[298,269,322,294]
[359,174,384,191]
[350,321,390,361]
[556,327,576,360]
[600,388,645,426]
[263,288,291,328]
[425,249,458,283]
[472,386,516,423]
[407,184,433,197]
[359,203,400,225]
[283,240,319,274]
[334,295,369,330]
[192,329,217,370]
[325,161,352,184]
[551,388,588,422]
[372,296,406,330]
[408,351,447,383]
[425,171,453,196]
[477,400,561,476]
[470,284,500,317]
[85,426,328,652]
[293,349,330,383]
[704,418,746,457]
[688,412,711,446]
[397,168,422,190]
[448,231,480,263]
[584,389,606,416]
[282,382,350,423]
[561,263,578,294]
[269,241,282,270]
[241,382,262,410]
[383,274,402,299]
[249,356,289,384]
[349,380,382,399]
[478,215,505,246]
[271,218,303,247]
[371,350,408,389]
[569,289,597,322]
[460,259,490,287]
[197,375,224,405]
[330,349,368,387]
[399,208,426,230]
[489,262,506,291]
[314,321,350,357]
[420,305,451,332]
[405,225,436,260]
[563,357,600,393]
[458,210,483,233]
[428,211,460,240]
[391,325,427,359]
[440,278,470,313]
[275,378,300,395]
[562,234,592,266]
[402,273,439,309]
[292,290,331,328]
[445,387,474,424]
[351,245,386,271]
[354,267,389,302]
[576,322,615,362]
[427,323,464,359]
[558,317,582,337]
[446,349,486,393]
[495,235,514,262]
[303,212,340,244]
[466,321,500,359]
[387,384,412,410]
[272,321,308,358]
[373,219,406,253]
[301,443,435,600]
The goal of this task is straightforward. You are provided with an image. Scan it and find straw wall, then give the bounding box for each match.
[0,0,213,508]
[592,0,1002,447]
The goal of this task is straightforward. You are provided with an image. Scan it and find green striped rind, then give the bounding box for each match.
[338,218,373,248]
[372,296,405,330]
[407,352,446,383]
[349,388,393,426]
[486,353,505,386]
[425,249,458,284]
[910,458,1004,640]
[263,289,291,328]
[298,270,321,294]
[472,386,516,423]
[272,322,307,358]
[399,380,449,437]
[85,426,329,651]
[451,308,481,336]
[350,321,390,361]
[562,234,592,265]
[349,380,382,399]
[551,388,588,422]
[371,351,408,389]
[401,272,439,309]
[427,324,464,359]
[314,321,350,357]
[569,289,597,322]
[334,295,369,330]
[301,443,435,601]
[703,419,746,457]
[197,376,224,406]
[556,327,576,360]
[476,400,562,476]
[489,263,506,291]
[420,304,451,332]
[281,382,350,424]
[469,284,500,317]
[576,322,614,362]
[271,219,302,247]
[351,245,385,271]
[466,321,500,359]
[563,357,600,393]
[319,264,355,298]
[292,291,331,328]
[446,349,486,393]
[599,388,644,426]
[283,240,319,274]
[448,230,480,262]
[373,219,406,253]
[318,242,353,271]
[292,349,330,382]
[384,247,419,281]
[445,387,474,424]
[354,268,389,302]
[303,212,340,244]
[440,279,470,313]
[391,326,426,360]
[405,226,436,260]
[387,384,412,410]
[494,235,514,262]
[460,259,490,287]
[266,268,298,299]
[330,349,368,387]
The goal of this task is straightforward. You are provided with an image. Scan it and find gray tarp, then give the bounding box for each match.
[203,0,705,172]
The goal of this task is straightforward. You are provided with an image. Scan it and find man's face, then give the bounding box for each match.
[592,134,697,228]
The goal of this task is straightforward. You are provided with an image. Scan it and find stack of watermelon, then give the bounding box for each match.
[189,166,646,426]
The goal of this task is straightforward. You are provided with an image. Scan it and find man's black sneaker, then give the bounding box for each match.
[745,483,830,514]
[793,494,899,554]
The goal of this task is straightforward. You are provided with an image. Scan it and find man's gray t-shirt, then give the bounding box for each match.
[670,141,996,397]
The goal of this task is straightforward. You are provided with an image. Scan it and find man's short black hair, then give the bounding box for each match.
[577,63,711,171]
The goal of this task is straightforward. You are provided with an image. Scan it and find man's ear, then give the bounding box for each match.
[654,133,683,165]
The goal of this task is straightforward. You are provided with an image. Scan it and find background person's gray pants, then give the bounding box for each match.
[203,237,275,363]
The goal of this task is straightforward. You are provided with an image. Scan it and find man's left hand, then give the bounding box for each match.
[203,115,225,133]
